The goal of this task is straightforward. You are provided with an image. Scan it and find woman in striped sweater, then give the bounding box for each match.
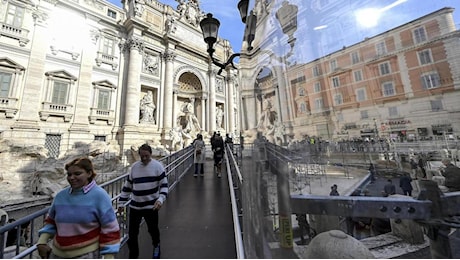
[37,157,120,259]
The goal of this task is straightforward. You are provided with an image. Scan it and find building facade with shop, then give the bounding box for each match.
[239,2,460,144]
[0,0,239,157]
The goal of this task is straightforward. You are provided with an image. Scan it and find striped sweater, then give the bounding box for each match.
[37,180,120,258]
[119,159,169,209]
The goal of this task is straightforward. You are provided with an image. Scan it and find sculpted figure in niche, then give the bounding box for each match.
[256,94,275,131]
[176,98,201,146]
[140,90,156,124]
[216,104,223,129]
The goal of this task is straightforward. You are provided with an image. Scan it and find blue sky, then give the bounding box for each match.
[106,0,460,60]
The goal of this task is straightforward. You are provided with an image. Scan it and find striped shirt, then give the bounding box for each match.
[119,159,168,209]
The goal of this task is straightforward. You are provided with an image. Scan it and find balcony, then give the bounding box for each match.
[0,97,18,118]
[95,52,118,70]
[0,22,29,46]
[39,102,73,122]
[89,107,114,125]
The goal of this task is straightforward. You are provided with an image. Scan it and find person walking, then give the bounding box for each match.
[211,132,225,178]
[118,144,169,259]
[193,134,206,177]
[399,172,413,196]
[368,163,376,183]
[37,157,120,259]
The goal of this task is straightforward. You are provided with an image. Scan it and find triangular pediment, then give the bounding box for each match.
[0,57,25,70]
[45,70,77,81]
[93,80,116,89]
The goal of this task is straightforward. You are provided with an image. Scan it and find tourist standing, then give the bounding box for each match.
[329,184,339,196]
[37,157,120,259]
[368,163,376,183]
[193,134,206,177]
[118,144,169,259]
[441,158,460,192]
[399,173,413,196]
[383,179,396,196]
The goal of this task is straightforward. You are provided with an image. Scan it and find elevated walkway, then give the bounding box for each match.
[117,158,237,259]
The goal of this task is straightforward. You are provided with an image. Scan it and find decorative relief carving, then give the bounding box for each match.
[89,29,100,45]
[143,53,159,75]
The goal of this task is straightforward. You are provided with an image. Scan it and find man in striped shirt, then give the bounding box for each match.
[118,143,169,259]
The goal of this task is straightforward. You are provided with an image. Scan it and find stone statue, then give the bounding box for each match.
[256,94,275,131]
[165,15,177,34]
[140,90,156,124]
[274,121,286,146]
[169,126,184,150]
[133,0,145,17]
[216,104,223,129]
[175,98,201,146]
[176,0,186,17]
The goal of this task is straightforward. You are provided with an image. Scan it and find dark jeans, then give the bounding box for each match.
[127,207,160,259]
[402,189,412,196]
[194,163,204,174]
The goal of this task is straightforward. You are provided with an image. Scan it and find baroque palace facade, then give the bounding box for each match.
[239,1,460,143]
[0,0,239,157]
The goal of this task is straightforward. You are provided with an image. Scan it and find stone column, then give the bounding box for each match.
[226,74,236,134]
[123,36,144,126]
[162,50,176,131]
[208,69,217,132]
[12,10,49,131]
[200,97,206,131]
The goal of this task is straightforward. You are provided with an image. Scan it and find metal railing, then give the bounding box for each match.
[0,146,194,259]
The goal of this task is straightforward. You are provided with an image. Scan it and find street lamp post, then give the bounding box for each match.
[199,0,256,75]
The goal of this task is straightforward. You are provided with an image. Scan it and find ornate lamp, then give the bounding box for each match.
[199,0,253,75]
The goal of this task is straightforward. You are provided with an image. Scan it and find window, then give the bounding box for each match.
[102,38,115,55]
[421,72,441,89]
[0,72,12,97]
[95,135,106,141]
[356,88,366,101]
[107,9,117,19]
[314,82,321,93]
[430,100,443,112]
[332,77,340,88]
[382,81,395,96]
[98,89,110,110]
[90,80,116,125]
[388,106,398,117]
[360,110,368,119]
[330,60,337,71]
[6,4,25,27]
[45,134,61,158]
[418,49,432,65]
[315,98,323,110]
[351,51,360,64]
[51,81,69,104]
[334,94,343,105]
[312,65,321,77]
[379,62,390,75]
[299,102,307,113]
[376,41,387,56]
[413,27,427,44]
[354,70,363,82]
